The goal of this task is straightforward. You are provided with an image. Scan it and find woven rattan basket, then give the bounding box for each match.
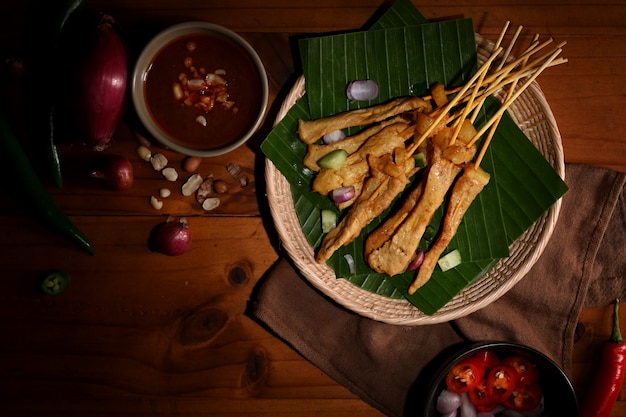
[265,34,565,325]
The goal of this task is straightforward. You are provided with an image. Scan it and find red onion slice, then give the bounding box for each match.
[436,389,462,414]
[343,254,356,274]
[331,186,356,203]
[407,249,425,271]
[346,79,379,101]
[323,129,346,144]
[459,393,477,417]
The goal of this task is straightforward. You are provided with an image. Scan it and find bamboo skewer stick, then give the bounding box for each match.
[411,23,565,168]
[465,24,521,125]
[471,26,525,168]
[405,46,503,157]
[442,42,566,132]
[449,23,513,142]
[468,47,562,158]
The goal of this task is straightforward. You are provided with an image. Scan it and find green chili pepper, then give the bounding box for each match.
[51,0,87,37]
[45,105,64,188]
[41,270,71,295]
[0,108,95,255]
[28,0,88,188]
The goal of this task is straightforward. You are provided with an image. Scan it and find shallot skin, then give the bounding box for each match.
[77,14,128,150]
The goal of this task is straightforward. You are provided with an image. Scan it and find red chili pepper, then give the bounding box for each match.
[580,299,626,417]
[502,355,540,385]
[446,357,486,393]
[472,350,500,370]
[485,363,520,402]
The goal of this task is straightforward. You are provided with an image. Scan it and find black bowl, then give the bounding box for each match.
[423,342,579,416]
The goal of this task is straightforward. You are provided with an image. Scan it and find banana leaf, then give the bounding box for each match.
[261,0,568,315]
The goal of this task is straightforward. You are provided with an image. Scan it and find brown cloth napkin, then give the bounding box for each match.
[251,164,626,417]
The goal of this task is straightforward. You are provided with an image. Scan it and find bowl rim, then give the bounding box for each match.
[131,21,269,157]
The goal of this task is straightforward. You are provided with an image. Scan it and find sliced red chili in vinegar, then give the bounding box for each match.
[468,380,497,412]
[504,382,543,411]
[486,364,520,402]
[472,350,500,370]
[445,357,486,393]
[502,355,540,385]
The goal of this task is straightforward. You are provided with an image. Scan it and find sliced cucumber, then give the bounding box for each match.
[318,149,348,170]
[438,249,462,272]
[321,209,337,233]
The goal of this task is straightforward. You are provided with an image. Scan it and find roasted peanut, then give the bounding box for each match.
[182,174,203,196]
[150,196,163,210]
[150,153,168,171]
[213,179,228,194]
[162,167,178,182]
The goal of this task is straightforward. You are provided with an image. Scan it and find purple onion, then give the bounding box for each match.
[151,217,192,256]
[459,393,477,417]
[436,389,462,414]
[407,249,425,271]
[77,15,128,150]
[346,79,379,101]
[331,186,356,203]
[323,129,347,144]
[343,254,356,274]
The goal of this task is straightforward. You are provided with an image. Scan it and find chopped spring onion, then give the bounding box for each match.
[438,249,462,272]
[321,209,337,233]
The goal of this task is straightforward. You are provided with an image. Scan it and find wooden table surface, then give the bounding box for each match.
[1,1,625,416]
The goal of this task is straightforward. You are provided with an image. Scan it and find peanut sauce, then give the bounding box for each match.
[144,32,263,150]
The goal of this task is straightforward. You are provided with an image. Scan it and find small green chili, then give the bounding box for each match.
[41,271,71,295]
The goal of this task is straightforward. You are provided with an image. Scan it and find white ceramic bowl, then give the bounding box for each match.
[132,21,268,157]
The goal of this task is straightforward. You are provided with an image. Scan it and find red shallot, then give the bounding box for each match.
[90,154,134,191]
[331,186,356,203]
[343,253,356,274]
[407,249,425,271]
[437,390,463,414]
[150,217,192,256]
[77,14,128,150]
[460,392,477,417]
[346,79,379,101]
[323,129,346,144]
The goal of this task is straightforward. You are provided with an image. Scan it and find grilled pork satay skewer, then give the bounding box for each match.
[365,144,471,276]
[311,121,412,201]
[303,116,410,171]
[369,41,563,277]
[363,36,507,275]
[316,150,418,263]
[408,164,490,294]
[363,132,475,260]
[405,46,503,158]
[406,26,523,292]
[364,171,426,258]
[297,96,429,144]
